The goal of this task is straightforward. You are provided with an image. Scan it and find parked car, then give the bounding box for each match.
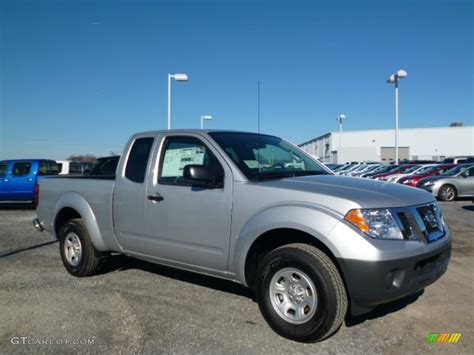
[346,163,383,177]
[398,164,457,187]
[34,130,451,342]
[417,164,474,201]
[88,156,120,176]
[0,159,58,203]
[361,165,400,179]
[442,156,474,164]
[57,160,94,175]
[324,163,340,171]
[336,163,363,175]
[385,164,438,183]
[358,164,390,178]
[371,164,417,181]
[332,163,353,172]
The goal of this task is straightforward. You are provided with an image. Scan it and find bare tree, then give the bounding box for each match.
[67,154,97,163]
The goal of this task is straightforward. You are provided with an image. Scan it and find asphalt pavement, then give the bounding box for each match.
[0,201,473,354]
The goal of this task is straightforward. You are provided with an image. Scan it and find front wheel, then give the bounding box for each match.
[438,184,457,202]
[255,243,347,342]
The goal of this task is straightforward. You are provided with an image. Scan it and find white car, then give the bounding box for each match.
[347,164,383,177]
[385,164,438,183]
[56,160,93,175]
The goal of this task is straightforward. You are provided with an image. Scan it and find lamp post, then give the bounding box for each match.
[387,69,408,164]
[336,114,346,163]
[167,73,189,130]
[200,115,213,129]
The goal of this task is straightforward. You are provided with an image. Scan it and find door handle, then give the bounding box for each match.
[26,178,33,182]
[147,194,164,202]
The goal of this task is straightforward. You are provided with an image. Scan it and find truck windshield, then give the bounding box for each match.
[209,132,330,181]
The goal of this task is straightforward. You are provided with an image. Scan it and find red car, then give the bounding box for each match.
[398,164,456,187]
[371,164,417,180]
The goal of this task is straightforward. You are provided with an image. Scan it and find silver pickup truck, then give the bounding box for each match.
[34,130,451,342]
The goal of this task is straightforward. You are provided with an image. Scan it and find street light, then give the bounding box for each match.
[387,69,408,164]
[200,115,213,129]
[336,114,346,164]
[167,73,189,130]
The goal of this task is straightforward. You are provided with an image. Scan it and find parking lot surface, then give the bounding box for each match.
[1,202,473,354]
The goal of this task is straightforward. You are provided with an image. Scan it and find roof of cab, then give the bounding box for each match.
[0,159,57,163]
[130,129,276,138]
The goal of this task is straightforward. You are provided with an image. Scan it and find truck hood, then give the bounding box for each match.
[256,175,435,209]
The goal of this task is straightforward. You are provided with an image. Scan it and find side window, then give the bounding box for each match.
[39,161,59,175]
[159,136,223,185]
[125,137,154,183]
[101,159,119,175]
[12,162,32,176]
[69,162,81,174]
[467,167,474,177]
[0,163,8,177]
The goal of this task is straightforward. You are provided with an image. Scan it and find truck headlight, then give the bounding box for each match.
[345,209,404,240]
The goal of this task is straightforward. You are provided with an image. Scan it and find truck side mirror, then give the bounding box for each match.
[183,165,221,188]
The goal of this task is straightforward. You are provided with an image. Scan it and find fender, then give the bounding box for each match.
[231,202,345,286]
[54,192,111,251]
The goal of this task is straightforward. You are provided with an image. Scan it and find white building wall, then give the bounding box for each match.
[300,126,473,163]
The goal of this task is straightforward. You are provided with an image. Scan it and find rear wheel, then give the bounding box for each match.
[255,243,347,342]
[59,219,101,277]
[438,184,457,202]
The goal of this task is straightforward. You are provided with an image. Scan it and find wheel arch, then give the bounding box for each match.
[53,192,109,251]
[231,203,346,289]
[243,227,345,291]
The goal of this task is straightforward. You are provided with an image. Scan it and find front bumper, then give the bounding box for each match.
[418,183,441,196]
[338,240,451,315]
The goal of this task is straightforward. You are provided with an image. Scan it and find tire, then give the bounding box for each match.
[59,219,101,277]
[255,243,347,342]
[438,184,457,202]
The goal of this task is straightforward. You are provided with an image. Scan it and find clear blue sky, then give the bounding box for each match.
[1,0,472,159]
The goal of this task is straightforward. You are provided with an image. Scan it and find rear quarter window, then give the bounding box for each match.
[125,137,154,183]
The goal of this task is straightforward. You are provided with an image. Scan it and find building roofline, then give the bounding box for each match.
[299,125,473,146]
[299,132,331,146]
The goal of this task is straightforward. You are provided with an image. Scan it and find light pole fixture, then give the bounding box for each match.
[387,69,408,164]
[167,73,189,130]
[200,115,213,129]
[336,114,346,163]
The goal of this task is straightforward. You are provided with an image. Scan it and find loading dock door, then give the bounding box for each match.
[381,147,409,162]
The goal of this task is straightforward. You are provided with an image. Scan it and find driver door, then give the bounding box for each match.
[144,135,233,271]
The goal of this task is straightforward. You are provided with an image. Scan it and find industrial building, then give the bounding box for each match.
[299,125,474,164]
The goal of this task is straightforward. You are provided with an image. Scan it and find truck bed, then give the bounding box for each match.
[37,176,117,250]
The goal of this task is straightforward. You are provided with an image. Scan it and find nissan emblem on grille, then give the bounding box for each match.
[424,209,439,229]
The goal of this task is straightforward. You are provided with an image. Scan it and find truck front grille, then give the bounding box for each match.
[392,203,446,243]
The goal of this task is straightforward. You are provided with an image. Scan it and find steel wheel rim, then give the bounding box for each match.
[442,187,455,201]
[64,233,82,266]
[269,267,318,324]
